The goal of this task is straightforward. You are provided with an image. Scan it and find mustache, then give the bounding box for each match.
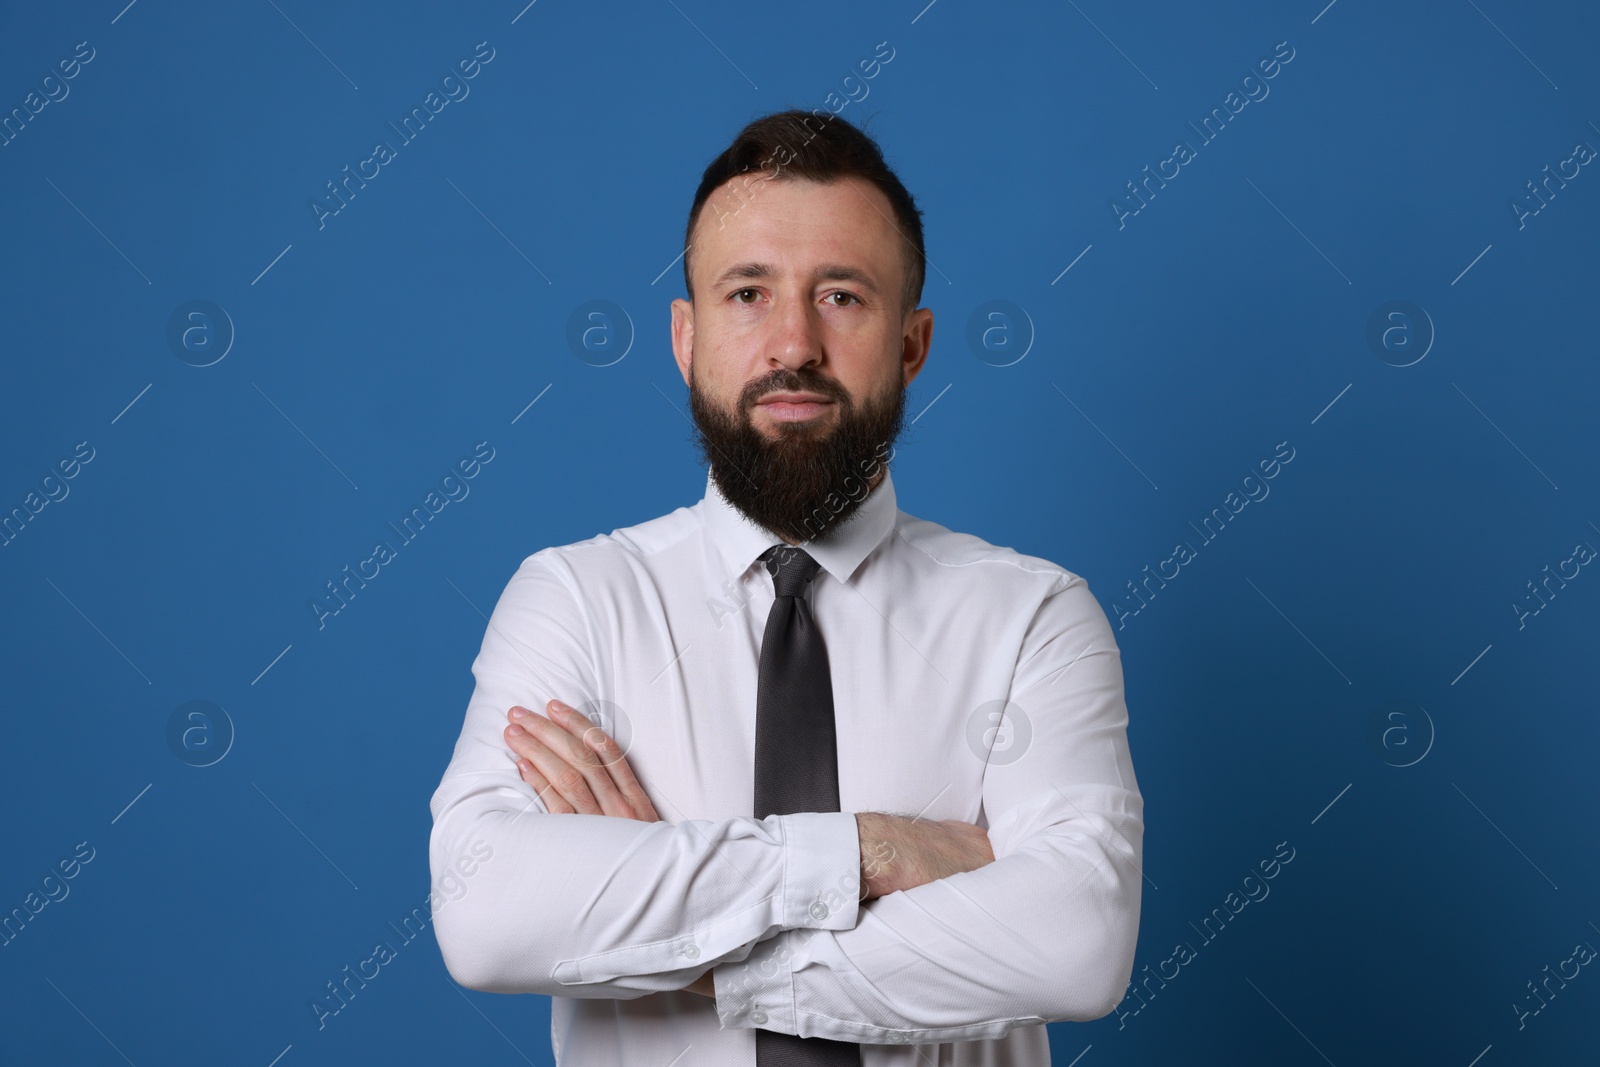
[738,368,851,410]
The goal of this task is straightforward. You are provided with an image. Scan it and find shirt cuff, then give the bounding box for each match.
[710,814,858,1034]
[712,926,806,1033]
[774,811,861,932]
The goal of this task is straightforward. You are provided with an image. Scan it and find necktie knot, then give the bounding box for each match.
[761,544,822,599]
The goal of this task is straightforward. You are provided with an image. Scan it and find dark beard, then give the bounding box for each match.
[688,365,905,545]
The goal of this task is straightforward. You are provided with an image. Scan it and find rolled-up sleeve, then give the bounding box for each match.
[711,574,1143,1041]
[429,552,862,998]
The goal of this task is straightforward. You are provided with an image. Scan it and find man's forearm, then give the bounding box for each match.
[855,810,995,898]
[501,702,993,1001]
[709,787,1144,1040]
[681,811,989,1000]
[431,799,862,998]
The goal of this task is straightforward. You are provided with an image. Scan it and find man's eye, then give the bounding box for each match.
[732,288,759,303]
[827,292,860,307]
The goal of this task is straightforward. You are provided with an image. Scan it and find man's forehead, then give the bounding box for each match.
[694,175,899,284]
[705,173,891,222]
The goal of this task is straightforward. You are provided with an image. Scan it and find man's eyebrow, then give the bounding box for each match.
[814,264,881,296]
[710,261,882,296]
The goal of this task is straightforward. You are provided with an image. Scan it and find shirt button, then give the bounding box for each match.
[681,943,700,959]
[809,900,829,920]
[750,1010,768,1025]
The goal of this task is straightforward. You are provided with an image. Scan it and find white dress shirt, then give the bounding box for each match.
[429,466,1144,1065]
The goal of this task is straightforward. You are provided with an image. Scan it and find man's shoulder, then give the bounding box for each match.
[514,500,704,580]
[891,509,1084,594]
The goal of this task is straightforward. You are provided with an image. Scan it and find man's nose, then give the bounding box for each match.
[765,291,824,369]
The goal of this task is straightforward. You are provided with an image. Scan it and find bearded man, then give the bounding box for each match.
[429,108,1144,1066]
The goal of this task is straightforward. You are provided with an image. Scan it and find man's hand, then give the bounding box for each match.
[504,701,660,822]
[856,811,995,899]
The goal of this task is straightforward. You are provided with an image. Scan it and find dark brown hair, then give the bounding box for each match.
[683,109,926,316]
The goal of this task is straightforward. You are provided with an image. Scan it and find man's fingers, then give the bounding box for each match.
[501,702,660,822]
[506,723,602,813]
[572,720,660,822]
[516,757,574,814]
[539,703,644,819]
[505,713,613,815]
[563,716,662,825]
[546,700,619,762]
[506,706,633,818]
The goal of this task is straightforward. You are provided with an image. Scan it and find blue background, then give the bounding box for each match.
[2,0,1596,1063]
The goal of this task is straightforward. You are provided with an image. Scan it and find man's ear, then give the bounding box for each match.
[900,305,933,388]
[670,297,694,387]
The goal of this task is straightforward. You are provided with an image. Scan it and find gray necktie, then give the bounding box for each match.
[753,545,861,1066]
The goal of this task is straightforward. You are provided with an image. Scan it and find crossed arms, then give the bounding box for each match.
[428,556,1143,1043]
[502,697,1000,999]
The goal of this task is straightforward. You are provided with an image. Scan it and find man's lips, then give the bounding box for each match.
[756,393,835,421]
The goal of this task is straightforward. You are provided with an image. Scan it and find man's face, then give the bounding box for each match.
[671,174,933,544]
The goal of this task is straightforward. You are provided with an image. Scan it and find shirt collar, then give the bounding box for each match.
[701,466,898,587]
